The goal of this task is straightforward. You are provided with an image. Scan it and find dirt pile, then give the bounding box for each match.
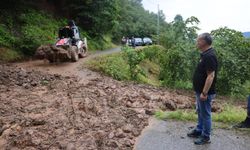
[0,64,62,89]
[0,64,199,149]
[35,45,72,62]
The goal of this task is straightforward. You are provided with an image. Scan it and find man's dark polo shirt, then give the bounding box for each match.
[193,48,218,94]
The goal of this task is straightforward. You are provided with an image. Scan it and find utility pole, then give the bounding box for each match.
[157,4,160,45]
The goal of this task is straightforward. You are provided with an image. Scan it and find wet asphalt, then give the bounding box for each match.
[135,118,250,150]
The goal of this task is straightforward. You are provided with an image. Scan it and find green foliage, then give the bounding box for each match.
[143,45,165,63]
[156,15,200,89]
[164,48,198,87]
[213,105,246,123]
[0,0,167,60]
[86,46,164,85]
[85,53,130,81]
[103,56,130,81]
[211,27,250,96]
[112,0,167,42]
[122,46,145,80]
[139,59,161,86]
[88,35,116,51]
[0,48,22,61]
[158,17,249,96]
[18,10,65,55]
[59,0,119,37]
[155,109,197,121]
[0,24,15,48]
[155,104,246,124]
[0,9,65,58]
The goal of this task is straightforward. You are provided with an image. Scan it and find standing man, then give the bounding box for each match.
[131,36,136,48]
[187,33,218,145]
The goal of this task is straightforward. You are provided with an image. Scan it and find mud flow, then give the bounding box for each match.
[0,49,222,149]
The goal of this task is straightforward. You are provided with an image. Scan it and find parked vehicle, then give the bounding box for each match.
[143,37,153,45]
[134,38,143,46]
[128,39,132,46]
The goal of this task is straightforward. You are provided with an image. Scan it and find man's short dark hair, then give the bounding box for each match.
[199,33,213,45]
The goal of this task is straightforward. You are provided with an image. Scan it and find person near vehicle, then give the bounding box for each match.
[131,36,136,48]
[67,20,80,45]
[234,95,250,128]
[187,33,218,145]
[121,36,127,45]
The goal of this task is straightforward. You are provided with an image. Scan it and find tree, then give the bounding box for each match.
[211,27,250,95]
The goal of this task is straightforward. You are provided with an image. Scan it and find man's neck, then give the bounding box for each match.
[201,46,211,52]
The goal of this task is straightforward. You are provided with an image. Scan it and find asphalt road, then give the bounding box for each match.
[135,118,250,150]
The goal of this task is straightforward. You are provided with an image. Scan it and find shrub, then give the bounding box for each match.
[211,27,250,96]
[18,10,65,55]
[86,53,130,81]
[122,46,145,80]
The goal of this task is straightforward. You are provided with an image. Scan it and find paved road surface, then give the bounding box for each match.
[135,118,250,150]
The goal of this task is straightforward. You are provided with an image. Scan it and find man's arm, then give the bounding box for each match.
[200,71,215,100]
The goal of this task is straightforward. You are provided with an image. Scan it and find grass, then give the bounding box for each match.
[155,104,247,125]
[0,48,22,62]
[85,48,162,86]
[138,59,161,86]
[85,53,131,81]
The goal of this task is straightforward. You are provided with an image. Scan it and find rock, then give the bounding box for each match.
[163,99,177,111]
[145,109,154,115]
[66,143,76,150]
[122,124,133,133]
[141,91,151,100]
[106,140,119,148]
[115,129,126,138]
[108,132,115,139]
[132,129,140,136]
[111,85,116,89]
[212,103,223,112]
[31,81,38,87]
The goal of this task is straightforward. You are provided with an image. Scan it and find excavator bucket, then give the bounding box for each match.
[35,44,72,63]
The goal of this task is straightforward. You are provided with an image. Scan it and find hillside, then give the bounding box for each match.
[243,32,250,38]
[0,0,166,61]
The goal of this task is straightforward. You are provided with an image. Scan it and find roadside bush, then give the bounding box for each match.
[18,10,65,55]
[0,9,65,60]
[211,27,250,96]
[102,55,130,80]
[86,53,130,81]
[159,42,199,88]
[0,24,15,48]
[159,26,250,96]
[122,46,145,80]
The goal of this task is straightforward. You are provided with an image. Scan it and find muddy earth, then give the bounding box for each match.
[0,48,224,149]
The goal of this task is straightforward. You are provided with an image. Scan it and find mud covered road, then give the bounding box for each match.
[16,47,122,79]
[0,47,194,150]
[0,47,249,149]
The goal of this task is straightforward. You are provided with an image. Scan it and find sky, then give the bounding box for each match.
[142,0,250,33]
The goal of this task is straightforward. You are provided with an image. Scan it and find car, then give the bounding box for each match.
[128,39,132,46]
[143,37,153,45]
[134,38,143,46]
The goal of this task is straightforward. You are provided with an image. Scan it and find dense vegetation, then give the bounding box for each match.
[86,14,250,98]
[0,0,164,61]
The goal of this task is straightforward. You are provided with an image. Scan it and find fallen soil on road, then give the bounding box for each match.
[0,62,195,149]
[0,48,235,149]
